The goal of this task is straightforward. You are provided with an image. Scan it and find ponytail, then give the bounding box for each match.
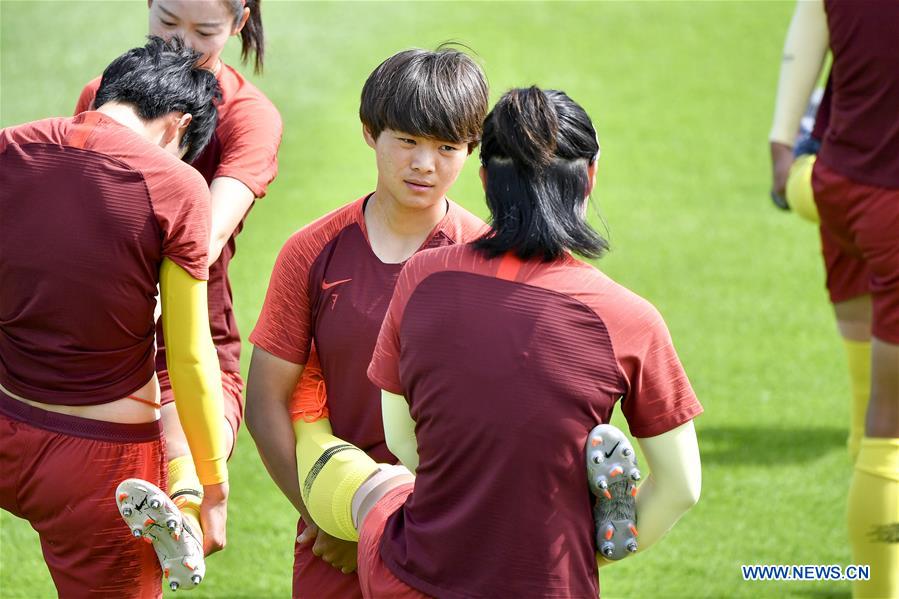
[476,87,608,261]
[227,0,265,73]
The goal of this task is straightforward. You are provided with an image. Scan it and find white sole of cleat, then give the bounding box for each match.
[586,424,641,560]
[115,478,205,591]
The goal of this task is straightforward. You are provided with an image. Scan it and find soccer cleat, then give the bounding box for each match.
[586,424,641,560]
[115,479,205,592]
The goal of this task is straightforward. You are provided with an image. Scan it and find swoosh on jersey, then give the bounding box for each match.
[321,278,352,290]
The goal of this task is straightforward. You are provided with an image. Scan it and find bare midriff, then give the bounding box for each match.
[0,376,161,424]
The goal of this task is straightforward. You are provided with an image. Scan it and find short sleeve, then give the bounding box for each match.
[213,100,282,198]
[610,299,703,438]
[367,254,429,395]
[150,164,211,281]
[249,233,316,365]
[74,77,101,115]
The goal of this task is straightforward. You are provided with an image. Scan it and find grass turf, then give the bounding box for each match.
[1,1,853,597]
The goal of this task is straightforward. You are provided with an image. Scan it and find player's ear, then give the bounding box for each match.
[586,159,598,197]
[233,7,250,35]
[363,126,377,149]
[479,166,487,192]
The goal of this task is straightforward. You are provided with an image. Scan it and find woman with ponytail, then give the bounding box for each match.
[73,0,282,590]
[293,87,703,598]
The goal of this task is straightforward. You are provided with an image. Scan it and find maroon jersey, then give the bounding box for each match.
[76,63,283,372]
[251,196,485,461]
[0,112,210,404]
[819,0,899,188]
[368,246,703,598]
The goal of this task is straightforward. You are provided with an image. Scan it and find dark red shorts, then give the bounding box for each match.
[292,518,364,599]
[0,392,166,598]
[813,161,899,343]
[357,483,429,599]
[158,368,244,445]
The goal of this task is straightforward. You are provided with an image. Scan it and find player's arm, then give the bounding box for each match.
[245,347,307,515]
[208,176,256,265]
[769,0,829,198]
[381,390,419,473]
[159,257,229,554]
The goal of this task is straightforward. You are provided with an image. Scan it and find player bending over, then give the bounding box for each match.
[295,86,702,598]
[74,2,281,583]
[0,37,227,598]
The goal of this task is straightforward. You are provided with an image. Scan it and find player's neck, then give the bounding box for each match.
[364,192,447,264]
[95,102,165,146]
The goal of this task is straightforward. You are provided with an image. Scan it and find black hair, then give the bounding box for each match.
[94,36,221,162]
[224,0,265,74]
[475,86,608,261]
[360,45,489,152]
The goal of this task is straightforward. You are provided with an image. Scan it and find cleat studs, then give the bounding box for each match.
[190,575,202,586]
[629,524,639,536]
[630,486,638,497]
[166,519,178,531]
[143,518,155,528]
[597,479,608,490]
[182,559,195,571]
[590,437,602,447]
[622,448,632,457]
[591,453,602,464]
[122,507,133,517]
[132,528,142,538]
[171,531,180,541]
[601,542,615,558]
[610,466,623,478]
[603,489,612,500]
[118,492,129,502]
[149,498,162,510]
[630,470,641,481]
[170,581,179,592]
[604,526,614,541]
[164,568,170,579]
[626,541,638,553]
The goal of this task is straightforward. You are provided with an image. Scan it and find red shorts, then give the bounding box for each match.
[814,161,899,343]
[158,368,244,445]
[357,483,429,599]
[292,519,363,599]
[0,392,166,598]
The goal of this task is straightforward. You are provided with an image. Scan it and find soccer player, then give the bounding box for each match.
[246,47,488,597]
[0,37,227,598]
[294,86,703,598]
[74,0,282,566]
[769,2,899,596]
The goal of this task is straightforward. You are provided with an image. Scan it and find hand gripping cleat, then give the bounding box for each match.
[115,479,206,591]
[587,424,641,560]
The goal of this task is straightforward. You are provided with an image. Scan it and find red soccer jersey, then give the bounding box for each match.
[76,63,283,372]
[819,0,899,188]
[368,245,703,599]
[251,196,485,461]
[0,112,210,404]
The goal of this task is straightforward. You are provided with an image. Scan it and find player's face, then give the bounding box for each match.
[148,0,247,71]
[366,128,469,211]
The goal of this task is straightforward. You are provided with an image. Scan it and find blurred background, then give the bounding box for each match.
[1,1,849,597]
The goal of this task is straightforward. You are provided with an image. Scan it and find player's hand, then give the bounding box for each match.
[312,529,358,574]
[296,520,319,546]
[200,481,229,556]
[770,141,794,209]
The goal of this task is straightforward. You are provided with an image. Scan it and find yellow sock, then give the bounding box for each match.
[843,339,871,462]
[847,437,899,599]
[169,455,204,542]
[294,419,379,542]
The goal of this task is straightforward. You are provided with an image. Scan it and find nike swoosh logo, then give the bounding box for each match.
[321,278,352,290]
[604,441,620,459]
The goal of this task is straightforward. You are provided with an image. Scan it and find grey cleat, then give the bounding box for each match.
[586,423,641,561]
[115,479,206,591]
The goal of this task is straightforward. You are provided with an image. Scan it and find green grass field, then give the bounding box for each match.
[0,1,856,597]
